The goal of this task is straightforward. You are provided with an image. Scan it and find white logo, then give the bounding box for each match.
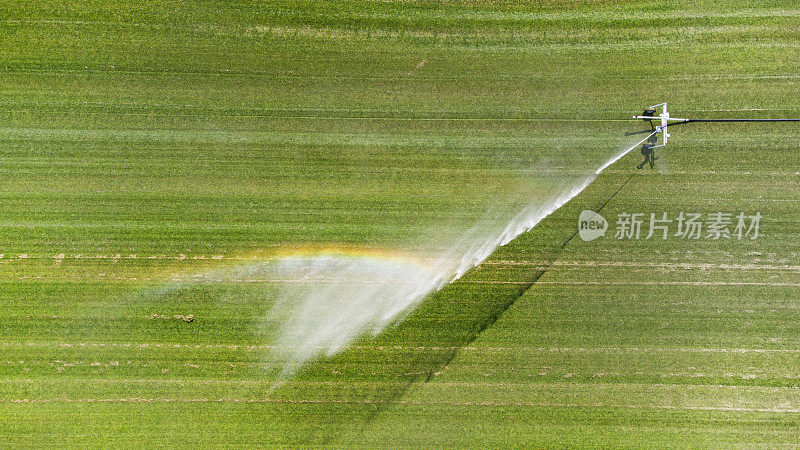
[578,210,608,241]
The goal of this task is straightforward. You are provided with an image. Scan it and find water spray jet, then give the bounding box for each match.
[265,130,662,379]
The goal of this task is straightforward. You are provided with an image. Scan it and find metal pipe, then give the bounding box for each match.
[667,118,800,128]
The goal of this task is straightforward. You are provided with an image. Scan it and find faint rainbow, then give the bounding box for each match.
[239,244,437,270]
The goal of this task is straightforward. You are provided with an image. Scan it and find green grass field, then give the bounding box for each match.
[3,0,800,446]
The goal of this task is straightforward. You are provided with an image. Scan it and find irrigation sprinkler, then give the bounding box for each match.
[630,101,800,148]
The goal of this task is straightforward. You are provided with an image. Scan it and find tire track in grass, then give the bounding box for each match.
[4,342,800,353]
[4,397,800,413]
